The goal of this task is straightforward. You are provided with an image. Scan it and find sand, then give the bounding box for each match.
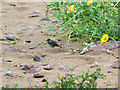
[0,2,119,88]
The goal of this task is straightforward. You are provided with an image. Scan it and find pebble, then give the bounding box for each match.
[108,70,113,73]
[40,17,51,21]
[34,73,44,78]
[5,34,20,41]
[28,15,40,18]
[33,10,40,14]
[17,26,41,31]
[33,55,42,62]
[26,68,39,74]
[3,41,10,45]
[106,49,111,54]
[80,47,89,55]
[4,71,12,76]
[41,79,47,82]
[0,38,7,41]
[24,65,34,71]
[25,40,31,43]
[107,41,120,50]
[9,3,16,7]
[40,63,48,66]
[90,62,99,68]
[20,63,34,67]
[59,64,68,71]
[19,50,29,53]
[52,20,58,23]
[29,45,38,49]
[2,59,12,62]
[110,63,120,69]
[44,65,54,70]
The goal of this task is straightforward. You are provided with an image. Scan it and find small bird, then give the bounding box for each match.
[47,39,61,48]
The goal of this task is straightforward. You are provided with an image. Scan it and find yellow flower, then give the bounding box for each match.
[69,5,75,12]
[101,34,109,42]
[87,0,93,6]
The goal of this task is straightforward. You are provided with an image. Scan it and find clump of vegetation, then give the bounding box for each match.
[45,1,119,44]
[1,68,106,89]
[43,67,106,88]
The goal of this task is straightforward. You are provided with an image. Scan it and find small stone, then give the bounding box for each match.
[41,79,47,82]
[59,64,68,71]
[33,55,42,62]
[4,71,12,76]
[44,65,54,70]
[28,15,40,18]
[24,65,34,71]
[25,40,31,43]
[40,17,51,21]
[108,70,113,73]
[33,10,40,14]
[89,46,105,51]
[5,34,20,41]
[3,41,10,45]
[111,3,114,7]
[106,49,111,54]
[26,68,39,74]
[2,59,12,62]
[0,38,7,41]
[110,61,120,69]
[34,73,44,78]
[80,47,89,55]
[9,3,16,7]
[52,20,58,23]
[29,45,38,49]
[41,55,46,58]
[90,62,99,68]
[19,50,29,53]
[40,63,48,66]
[107,41,120,50]
[20,63,34,67]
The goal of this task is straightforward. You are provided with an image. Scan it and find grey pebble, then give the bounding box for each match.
[29,45,38,49]
[19,50,29,53]
[3,41,10,45]
[5,34,20,41]
[17,26,41,31]
[108,70,113,73]
[59,64,68,71]
[4,71,12,76]
[33,55,42,62]
[2,59,12,62]
[40,17,51,21]
[40,63,48,66]
[0,38,7,41]
[20,63,34,67]
[26,68,39,74]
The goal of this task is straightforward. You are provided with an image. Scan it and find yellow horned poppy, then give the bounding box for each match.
[101,34,109,42]
[87,0,93,6]
[69,5,75,12]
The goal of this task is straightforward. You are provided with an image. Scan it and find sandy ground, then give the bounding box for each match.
[0,2,119,88]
